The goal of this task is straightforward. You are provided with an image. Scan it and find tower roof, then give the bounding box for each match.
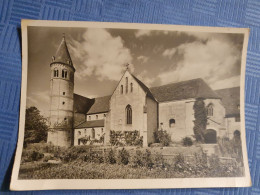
[52,34,74,68]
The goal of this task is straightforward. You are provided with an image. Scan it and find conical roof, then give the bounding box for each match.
[52,34,73,68]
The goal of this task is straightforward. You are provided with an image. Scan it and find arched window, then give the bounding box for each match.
[130,83,133,92]
[120,85,123,94]
[54,69,59,77]
[126,77,128,93]
[126,105,132,124]
[169,118,175,127]
[207,104,213,116]
[62,69,67,78]
[91,128,95,139]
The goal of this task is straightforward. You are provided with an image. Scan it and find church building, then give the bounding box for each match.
[47,36,241,147]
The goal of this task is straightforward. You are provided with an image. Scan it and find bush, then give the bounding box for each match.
[21,150,44,162]
[104,149,117,164]
[117,148,130,165]
[154,130,171,146]
[182,137,193,146]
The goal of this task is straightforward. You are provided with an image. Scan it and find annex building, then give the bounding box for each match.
[47,36,241,147]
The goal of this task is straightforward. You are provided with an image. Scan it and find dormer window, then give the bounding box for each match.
[62,69,68,78]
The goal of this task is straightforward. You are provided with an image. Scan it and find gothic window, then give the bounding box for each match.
[207,104,214,116]
[54,69,59,77]
[126,77,128,93]
[120,85,123,94]
[62,69,68,78]
[92,128,95,139]
[126,105,132,124]
[130,83,133,92]
[169,119,175,127]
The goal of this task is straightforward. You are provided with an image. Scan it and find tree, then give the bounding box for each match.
[24,106,48,147]
[193,98,207,142]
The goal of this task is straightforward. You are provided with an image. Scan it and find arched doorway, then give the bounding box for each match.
[204,129,217,143]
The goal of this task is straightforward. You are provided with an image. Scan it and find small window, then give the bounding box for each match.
[104,114,106,117]
[89,116,91,120]
[169,119,175,127]
[237,104,240,110]
[63,92,65,95]
[96,115,98,120]
[92,128,95,139]
[207,104,214,116]
[78,131,81,135]
[130,83,133,92]
[64,117,67,121]
[62,101,65,105]
[126,77,128,93]
[84,129,86,134]
[101,128,103,133]
[120,85,123,94]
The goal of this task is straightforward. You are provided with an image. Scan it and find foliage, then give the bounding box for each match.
[24,106,48,147]
[104,149,117,164]
[154,130,171,146]
[110,130,143,146]
[117,148,130,165]
[193,98,207,142]
[21,150,44,162]
[182,137,193,146]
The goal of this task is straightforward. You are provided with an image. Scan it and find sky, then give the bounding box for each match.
[26,26,244,117]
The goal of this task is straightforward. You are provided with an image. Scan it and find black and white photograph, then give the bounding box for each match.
[11,20,250,190]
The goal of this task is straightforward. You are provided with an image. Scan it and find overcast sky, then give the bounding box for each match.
[27,26,244,117]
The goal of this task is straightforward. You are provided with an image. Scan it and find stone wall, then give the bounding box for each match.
[146,97,158,145]
[74,127,104,146]
[226,117,241,139]
[86,112,107,121]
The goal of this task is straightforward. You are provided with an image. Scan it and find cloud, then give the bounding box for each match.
[136,70,156,87]
[135,30,152,38]
[210,75,240,90]
[137,55,149,63]
[70,29,133,81]
[162,48,177,59]
[159,35,241,89]
[27,90,50,117]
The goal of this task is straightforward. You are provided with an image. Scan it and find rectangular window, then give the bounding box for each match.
[63,92,65,95]
[96,115,98,120]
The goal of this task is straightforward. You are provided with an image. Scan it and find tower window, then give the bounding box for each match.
[120,85,123,94]
[63,92,65,95]
[130,83,133,92]
[62,101,65,105]
[62,69,68,78]
[126,77,128,93]
[169,119,175,127]
[96,115,98,120]
[64,117,67,121]
[207,104,214,116]
[126,105,132,124]
[54,69,59,77]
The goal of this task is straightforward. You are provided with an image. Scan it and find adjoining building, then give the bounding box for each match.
[47,36,241,147]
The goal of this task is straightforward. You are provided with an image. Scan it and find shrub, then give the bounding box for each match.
[130,150,144,167]
[154,130,171,146]
[142,149,154,168]
[104,149,117,164]
[117,148,130,165]
[182,137,193,146]
[21,150,44,162]
[173,154,186,172]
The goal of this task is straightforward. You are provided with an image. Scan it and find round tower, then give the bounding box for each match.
[47,34,75,147]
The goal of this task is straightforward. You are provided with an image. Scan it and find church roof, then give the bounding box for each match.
[87,95,111,114]
[132,75,156,101]
[150,78,220,102]
[215,87,240,117]
[52,35,74,68]
[73,93,94,114]
[74,120,104,129]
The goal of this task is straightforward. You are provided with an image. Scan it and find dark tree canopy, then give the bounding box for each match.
[193,98,207,142]
[24,106,48,147]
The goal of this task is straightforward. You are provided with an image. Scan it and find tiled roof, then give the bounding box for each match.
[74,120,105,128]
[73,93,94,114]
[52,36,74,68]
[150,78,220,102]
[215,87,240,117]
[87,95,111,114]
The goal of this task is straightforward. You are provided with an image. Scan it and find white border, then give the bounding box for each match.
[10,20,251,190]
